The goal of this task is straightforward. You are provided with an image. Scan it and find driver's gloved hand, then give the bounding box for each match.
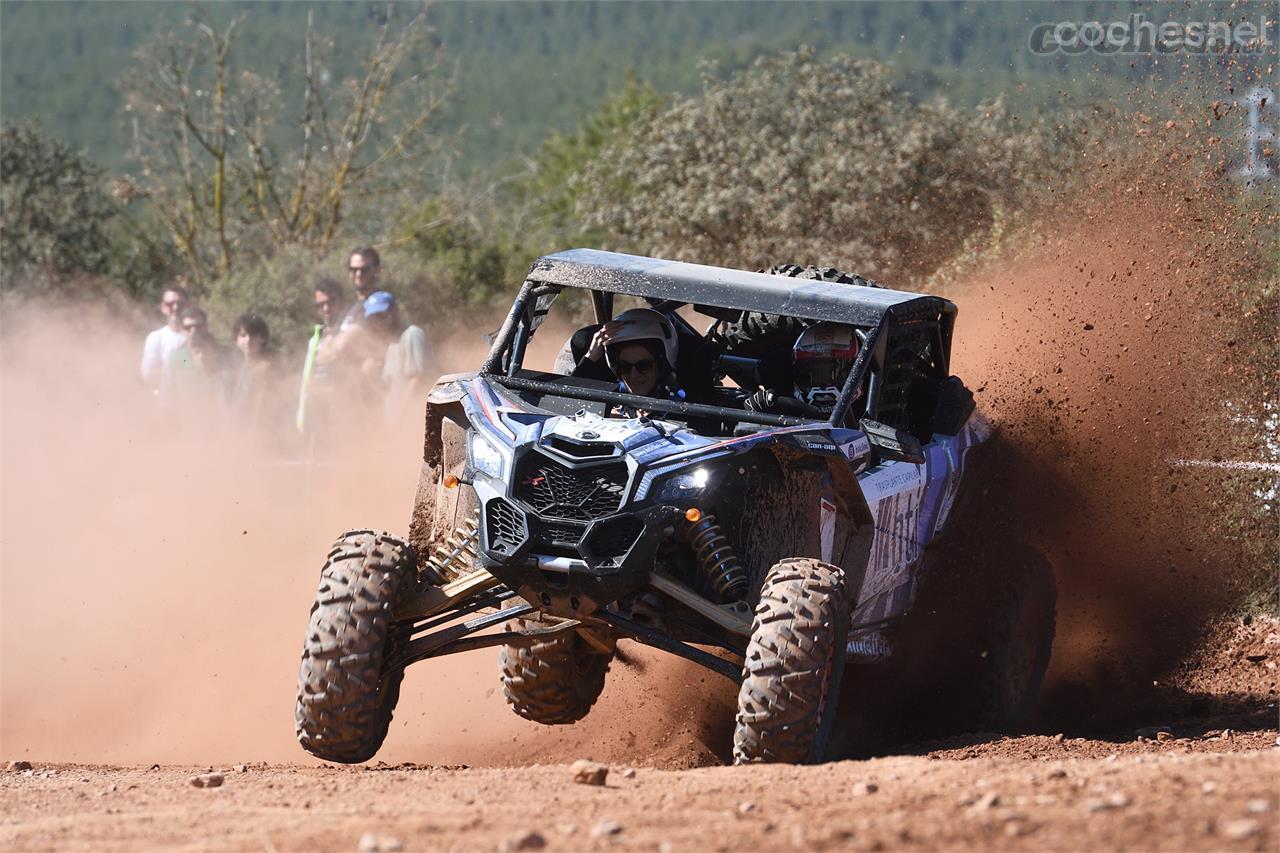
[744,389,776,412]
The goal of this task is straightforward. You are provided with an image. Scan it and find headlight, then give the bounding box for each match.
[468,431,506,479]
[652,466,711,501]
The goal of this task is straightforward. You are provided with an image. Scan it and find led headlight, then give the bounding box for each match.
[468,430,506,479]
[652,466,711,501]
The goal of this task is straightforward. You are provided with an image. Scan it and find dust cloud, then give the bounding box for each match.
[0,300,729,767]
[0,303,429,764]
[942,150,1276,727]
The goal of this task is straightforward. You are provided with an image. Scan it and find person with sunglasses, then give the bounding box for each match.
[140,284,192,396]
[339,246,382,331]
[296,276,355,438]
[312,253,392,417]
[168,304,231,405]
[178,305,209,339]
[574,308,682,416]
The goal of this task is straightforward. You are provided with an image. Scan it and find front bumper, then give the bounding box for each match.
[477,494,678,617]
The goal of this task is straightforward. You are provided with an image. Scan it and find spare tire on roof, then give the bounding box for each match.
[762,264,884,289]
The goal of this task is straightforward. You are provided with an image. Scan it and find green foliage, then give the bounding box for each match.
[8,1,1254,179]
[0,120,174,297]
[573,49,1084,285]
[526,73,663,241]
[396,194,510,309]
[380,77,667,321]
[194,238,500,362]
[199,245,336,355]
[1,121,115,280]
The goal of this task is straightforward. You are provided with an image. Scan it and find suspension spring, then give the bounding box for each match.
[422,510,480,584]
[688,514,748,602]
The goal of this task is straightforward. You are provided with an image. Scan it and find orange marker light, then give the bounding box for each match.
[443,474,460,489]
[685,507,702,523]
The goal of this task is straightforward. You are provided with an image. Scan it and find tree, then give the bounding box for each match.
[119,2,450,294]
[573,48,1075,285]
[524,71,662,239]
[0,121,115,282]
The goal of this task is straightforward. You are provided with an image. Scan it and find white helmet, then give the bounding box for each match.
[793,322,861,413]
[604,308,679,374]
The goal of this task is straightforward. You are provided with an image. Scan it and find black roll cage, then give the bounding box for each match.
[479,254,957,432]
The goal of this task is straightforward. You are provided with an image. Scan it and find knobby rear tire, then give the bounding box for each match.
[971,547,1057,730]
[295,530,416,764]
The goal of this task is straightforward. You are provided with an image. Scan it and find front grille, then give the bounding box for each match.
[581,516,645,569]
[515,452,629,521]
[537,520,586,547]
[485,498,527,555]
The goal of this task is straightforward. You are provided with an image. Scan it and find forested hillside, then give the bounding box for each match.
[0,0,1219,174]
[2,0,1270,344]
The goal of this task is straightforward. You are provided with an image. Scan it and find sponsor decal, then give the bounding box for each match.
[859,463,925,501]
[839,435,872,462]
[793,434,840,454]
[859,479,925,601]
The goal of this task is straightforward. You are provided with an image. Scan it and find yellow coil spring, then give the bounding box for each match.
[424,510,480,583]
[688,514,748,602]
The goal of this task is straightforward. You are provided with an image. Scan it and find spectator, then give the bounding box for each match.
[139,285,190,395]
[314,264,386,407]
[297,276,352,435]
[340,246,382,331]
[174,301,229,381]
[230,313,277,428]
[363,291,437,423]
[312,276,349,334]
[170,326,229,408]
[179,305,209,342]
[187,328,225,382]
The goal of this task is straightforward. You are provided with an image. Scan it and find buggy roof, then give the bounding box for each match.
[528,248,954,327]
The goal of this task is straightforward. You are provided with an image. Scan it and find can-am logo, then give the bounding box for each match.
[1029,14,1275,55]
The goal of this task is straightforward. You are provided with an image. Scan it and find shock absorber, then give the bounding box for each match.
[422,510,480,584]
[688,514,748,602]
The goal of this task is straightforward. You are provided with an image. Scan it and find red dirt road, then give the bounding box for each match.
[4,615,1278,851]
[3,736,1276,852]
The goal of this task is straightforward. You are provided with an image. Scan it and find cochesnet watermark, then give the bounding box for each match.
[1029,13,1275,55]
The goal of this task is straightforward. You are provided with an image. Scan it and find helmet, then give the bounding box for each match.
[793,322,860,412]
[604,308,679,374]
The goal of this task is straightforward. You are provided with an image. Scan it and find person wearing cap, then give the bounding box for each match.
[363,290,436,423]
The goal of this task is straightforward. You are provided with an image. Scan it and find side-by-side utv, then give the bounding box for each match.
[294,249,1056,765]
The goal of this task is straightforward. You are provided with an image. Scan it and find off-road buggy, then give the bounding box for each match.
[295,249,1056,765]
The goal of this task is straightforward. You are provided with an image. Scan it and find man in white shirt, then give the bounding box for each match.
[362,290,436,423]
[140,285,191,396]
